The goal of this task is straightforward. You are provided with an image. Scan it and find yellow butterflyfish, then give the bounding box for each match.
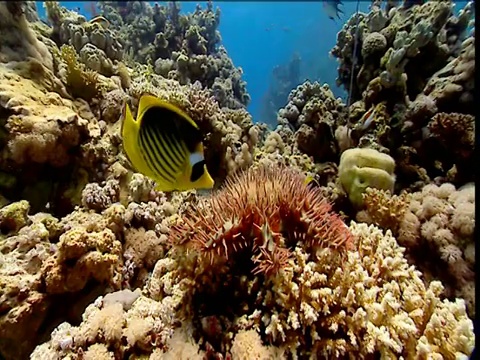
[121,94,214,192]
[87,15,110,29]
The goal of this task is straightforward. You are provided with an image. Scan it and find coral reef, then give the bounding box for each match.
[329,1,476,190]
[29,219,475,359]
[0,180,185,359]
[0,0,475,359]
[359,183,475,318]
[276,81,348,163]
[331,0,473,109]
[45,0,124,76]
[98,1,250,109]
[398,182,476,318]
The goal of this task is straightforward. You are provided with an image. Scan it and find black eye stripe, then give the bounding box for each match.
[190,160,205,183]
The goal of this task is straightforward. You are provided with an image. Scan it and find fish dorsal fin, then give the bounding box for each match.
[138,94,199,129]
[140,99,203,156]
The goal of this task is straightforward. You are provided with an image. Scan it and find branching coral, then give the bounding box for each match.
[147,219,475,358]
[354,183,476,319]
[396,182,475,318]
[356,188,411,235]
[30,221,476,359]
[331,1,473,107]
[276,81,347,162]
[45,1,124,75]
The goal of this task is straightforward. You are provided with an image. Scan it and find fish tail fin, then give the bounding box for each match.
[121,102,144,170]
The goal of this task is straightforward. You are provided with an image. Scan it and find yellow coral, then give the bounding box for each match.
[230,330,284,360]
[0,65,90,166]
[60,45,101,101]
[267,222,475,358]
[358,188,411,234]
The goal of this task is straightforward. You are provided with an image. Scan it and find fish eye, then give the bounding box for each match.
[191,160,206,182]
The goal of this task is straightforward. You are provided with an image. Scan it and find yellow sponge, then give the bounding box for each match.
[339,148,396,208]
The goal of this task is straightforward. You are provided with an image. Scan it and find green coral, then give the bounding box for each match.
[60,45,101,101]
[0,200,30,234]
[338,147,396,208]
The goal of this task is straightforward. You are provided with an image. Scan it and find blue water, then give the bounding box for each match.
[35,1,469,123]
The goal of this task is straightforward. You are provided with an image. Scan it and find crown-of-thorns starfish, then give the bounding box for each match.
[171,165,353,275]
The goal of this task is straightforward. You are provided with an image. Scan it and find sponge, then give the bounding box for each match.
[339,148,395,208]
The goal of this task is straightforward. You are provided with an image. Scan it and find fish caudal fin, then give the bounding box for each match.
[121,102,145,173]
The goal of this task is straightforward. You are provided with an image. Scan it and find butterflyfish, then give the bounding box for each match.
[86,15,110,29]
[121,94,215,192]
[304,174,320,188]
[359,107,376,131]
